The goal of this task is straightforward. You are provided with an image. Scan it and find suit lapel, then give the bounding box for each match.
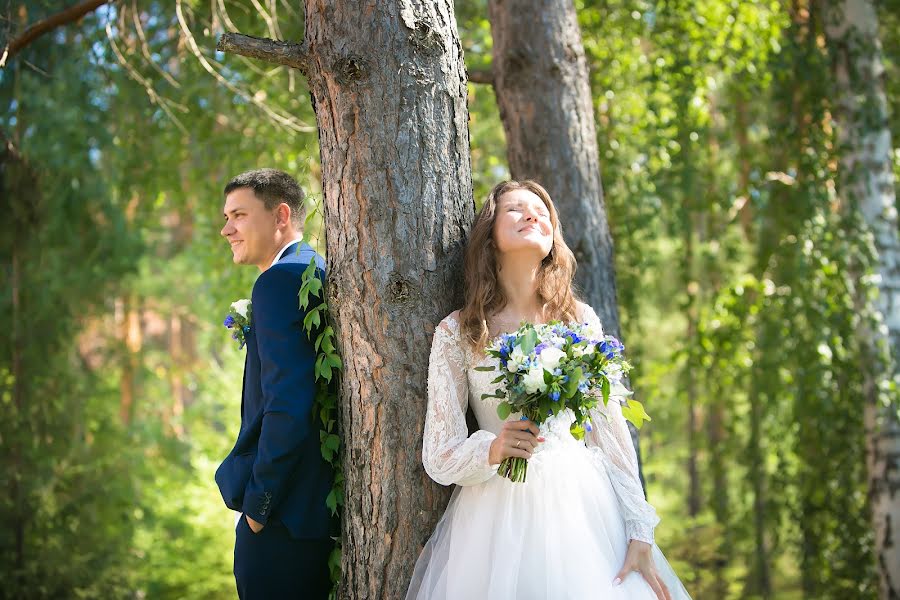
[278,242,301,262]
[239,327,255,425]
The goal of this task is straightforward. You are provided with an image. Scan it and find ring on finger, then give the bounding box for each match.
[515,440,521,449]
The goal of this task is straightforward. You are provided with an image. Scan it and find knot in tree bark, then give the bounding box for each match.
[333,54,369,84]
[387,272,416,304]
[408,19,443,56]
[503,47,534,77]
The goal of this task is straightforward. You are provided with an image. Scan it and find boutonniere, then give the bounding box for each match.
[224,299,252,349]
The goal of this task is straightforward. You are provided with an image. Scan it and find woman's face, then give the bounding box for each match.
[492,189,554,259]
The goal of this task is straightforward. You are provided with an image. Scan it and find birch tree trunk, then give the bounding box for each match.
[487,0,644,486]
[301,3,475,598]
[823,0,900,596]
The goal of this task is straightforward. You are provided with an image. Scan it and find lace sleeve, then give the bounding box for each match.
[580,305,660,544]
[422,316,498,487]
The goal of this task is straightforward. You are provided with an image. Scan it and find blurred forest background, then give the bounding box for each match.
[1,0,899,598]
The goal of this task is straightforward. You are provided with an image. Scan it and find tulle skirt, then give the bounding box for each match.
[406,434,692,599]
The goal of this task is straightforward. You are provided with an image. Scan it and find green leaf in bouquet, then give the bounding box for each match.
[572,406,583,423]
[570,422,585,440]
[520,328,539,355]
[601,377,610,406]
[491,374,506,384]
[474,366,496,372]
[621,399,651,429]
[497,401,512,420]
[563,367,582,398]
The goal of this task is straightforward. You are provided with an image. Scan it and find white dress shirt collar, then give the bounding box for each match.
[269,237,304,269]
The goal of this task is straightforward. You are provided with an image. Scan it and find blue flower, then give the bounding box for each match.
[585,422,593,432]
[243,326,251,334]
[535,342,548,355]
[565,331,583,344]
[549,390,560,402]
[223,315,236,328]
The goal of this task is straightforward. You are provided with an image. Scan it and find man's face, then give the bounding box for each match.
[221,188,279,268]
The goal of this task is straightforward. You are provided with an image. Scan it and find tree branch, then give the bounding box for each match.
[216,32,308,73]
[467,67,494,85]
[1,0,111,68]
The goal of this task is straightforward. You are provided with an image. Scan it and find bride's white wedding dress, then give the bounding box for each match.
[406,306,692,599]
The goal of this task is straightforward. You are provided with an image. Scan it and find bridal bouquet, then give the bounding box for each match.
[476,320,649,482]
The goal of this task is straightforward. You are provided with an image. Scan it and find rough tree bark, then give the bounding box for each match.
[486,0,645,487]
[823,0,900,596]
[220,2,475,597]
[305,4,474,597]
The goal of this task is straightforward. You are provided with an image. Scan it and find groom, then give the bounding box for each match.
[215,169,334,599]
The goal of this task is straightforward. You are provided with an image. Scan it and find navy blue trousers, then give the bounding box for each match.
[233,516,333,600]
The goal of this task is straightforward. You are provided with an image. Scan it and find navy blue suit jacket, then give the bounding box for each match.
[215,242,334,540]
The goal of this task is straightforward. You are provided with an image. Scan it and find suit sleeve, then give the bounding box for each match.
[241,265,320,525]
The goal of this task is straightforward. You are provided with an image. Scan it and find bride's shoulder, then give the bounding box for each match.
[431,311,464,352]
[438,310,463,333]
[574,301,597,323]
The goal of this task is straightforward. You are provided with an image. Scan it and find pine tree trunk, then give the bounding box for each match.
[487,0,618,332]
[301,2,474,597]
[823,0,900,595]
[487,0,645,486]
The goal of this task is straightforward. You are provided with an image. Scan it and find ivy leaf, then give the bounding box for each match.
[321,445,334,462]
[315,326,334,353]
[325,489,338,515]
[621,400,651,429]
[315,354,333,383]
[303,305,322,331]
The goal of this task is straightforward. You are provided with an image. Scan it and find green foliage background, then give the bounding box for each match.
[1,0,897,598]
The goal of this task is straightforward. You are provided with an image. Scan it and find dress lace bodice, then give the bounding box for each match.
[421,305,660,544]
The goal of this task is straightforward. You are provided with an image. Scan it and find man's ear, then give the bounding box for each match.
[276,202,292,228]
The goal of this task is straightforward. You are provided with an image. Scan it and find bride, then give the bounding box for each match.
[406,180,692,600]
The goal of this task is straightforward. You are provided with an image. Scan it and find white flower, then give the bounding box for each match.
[231,298,251,318]
[507,347,528,372]
[573,343,595,358]
[523,365,548,394]
[585,320,604,340]
[605,362,623,377]
[538,347,566,372]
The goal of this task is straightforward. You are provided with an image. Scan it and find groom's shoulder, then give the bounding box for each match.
[281,244,326,272]
[251,263,303,301]
[252,256,325,302]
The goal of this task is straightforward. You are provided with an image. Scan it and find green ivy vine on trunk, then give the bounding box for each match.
[297,206,343,598]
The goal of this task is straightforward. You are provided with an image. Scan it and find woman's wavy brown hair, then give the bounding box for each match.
[459,180,580,350]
